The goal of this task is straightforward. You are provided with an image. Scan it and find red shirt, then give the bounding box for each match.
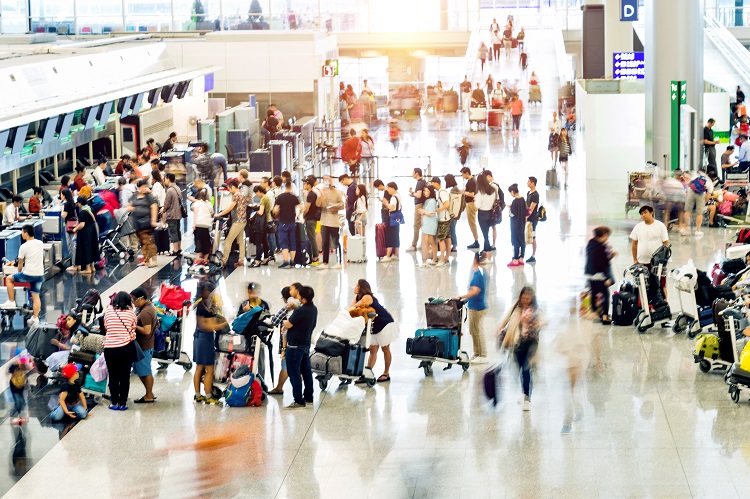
[341,137,362,163]
[28,197,41,214]
[73,175,86,192]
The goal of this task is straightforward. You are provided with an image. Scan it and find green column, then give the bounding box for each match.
[670,80,687,170]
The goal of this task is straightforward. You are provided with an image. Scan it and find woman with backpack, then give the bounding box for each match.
[558,128,572,187]
[474,172,499,263]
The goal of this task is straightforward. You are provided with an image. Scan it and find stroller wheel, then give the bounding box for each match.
[730,385,741,403]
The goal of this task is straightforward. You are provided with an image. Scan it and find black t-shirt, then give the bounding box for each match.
[286,303,317,346]
[414,179,427,205]
[465,177,477,202]
[510,197,527,229]
[305,189,321,221]
[275,192,299,224]
[61,381,82,405]
[64,201,78,222]
[704,126,715,146]
[526,191,540,223]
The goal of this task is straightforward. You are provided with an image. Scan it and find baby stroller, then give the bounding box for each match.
[693,298,740,373]
[184,216,225,277]
[407,298,471,377]
[100,211,136,264]
[75,289,105,333]
[672,263,734,338]
[631,246,672,333]
[310,310,377,390]
[212,305,274,400]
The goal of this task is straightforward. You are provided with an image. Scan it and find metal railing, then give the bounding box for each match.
[704,12,750,89]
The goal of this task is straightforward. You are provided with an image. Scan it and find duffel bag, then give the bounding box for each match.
[309,351,343,375]
[406,336,445,358]
[315,333,348,357]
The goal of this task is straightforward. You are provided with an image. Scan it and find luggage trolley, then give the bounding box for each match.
[407,298,471,377]
[153,284,193,372]
[631,246,672,332]
[671,268,715,338]
[311,311,377,390]
[184,215,226,277]
[694,298,740,374]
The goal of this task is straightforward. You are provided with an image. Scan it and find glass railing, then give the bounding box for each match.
[704,12,750,86]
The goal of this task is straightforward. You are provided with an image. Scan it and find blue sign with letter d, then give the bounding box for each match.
[621,0,638,22]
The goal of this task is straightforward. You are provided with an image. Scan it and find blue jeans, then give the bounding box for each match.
[10,392,25,418]
[449,219,457,248]
[50,403,88,421]
[477,210,493,252]
[514,340,537,397]
[285,345,313,405]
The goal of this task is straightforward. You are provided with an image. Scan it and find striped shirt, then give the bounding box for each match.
[103,308,137,348]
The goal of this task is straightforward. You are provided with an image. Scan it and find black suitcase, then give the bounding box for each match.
[546,168,558,188]
[406,336,445,358]
[315,333,348,357]
[721,258,746,275]
[68,350,96,366]
[154,227,170,254]
[295,240,312,266]
[612,292,638,326]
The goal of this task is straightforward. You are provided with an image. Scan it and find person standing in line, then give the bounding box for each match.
[703,118,719,174]
[317,175,344,270]
[354,184,368,237]
[445,174,460,253]
[130,287,157,404]
[72,195,101,273]
[192,280,227,405]
[374,179,390,223]
[1,225,44,324]
[302,177,322,266]
[474,172,498,264]
[248,185,272,268]
[273,181,300,269]
[408,168,427,252]
[483,170,502,250]
[460,75,472,113]
[283,286,318,409]
[380,182,402,262]
[525,177,540,263]
[509,94,524,136]
[129,181,159,268]
[420,185,438,267]
[585,226,615,325]
[341,129,363,177]
[630,205,669,296]
[103,291,138,411]
[548,111,562,167]
[268,286,297,396]
[340,174,358,236]
[190,189,213,264]
[61,188,79,265]
[461,167,480,249]
[508,183,527,267]
[431,177,451,266]
[351,279,397,383]
[477,42,488,72]
[738,134,750,172]
[163,173,183,257]
[214,179,248,268]
[499,286,542,411]
[558,128,572,187]
[453,253,488,364]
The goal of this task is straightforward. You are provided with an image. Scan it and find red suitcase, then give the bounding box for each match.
[488,110,503,128]
[375,222,387,258]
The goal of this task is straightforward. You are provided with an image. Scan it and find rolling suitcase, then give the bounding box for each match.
[546,168,558,188]
[343,344,366,376]
[346,235,367,263]
[375,222,387,258]
[154,227,170,254]
[411,328,460,360]
[612,292,638,326]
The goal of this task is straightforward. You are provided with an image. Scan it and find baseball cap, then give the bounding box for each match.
[61,363,79,379]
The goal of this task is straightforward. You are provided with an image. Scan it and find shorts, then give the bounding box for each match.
[167,219,181,243]
[685,191,706,214]
[132,347,153,377]
[194,226,211,255]
[280,357,287,371]
[436,220,451,241]
[277,222,297,250]
[529,219,538,238]
[12,273,43,294]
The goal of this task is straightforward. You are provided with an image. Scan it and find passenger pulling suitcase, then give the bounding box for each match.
[154,227,170,254]
[375,222,387,258]
[546,168,558,188]
[346,235,367,263]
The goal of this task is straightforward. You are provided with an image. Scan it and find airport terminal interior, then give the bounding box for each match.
[2,0,750,497]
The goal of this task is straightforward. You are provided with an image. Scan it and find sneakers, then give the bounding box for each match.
[434,260,447,267]
[526,256,536,263]
[380,256,392,262]
[28,317,39,325]
[0,300,15,310]
[330,263,342,269]
[523,397,531,411]
[391,255,399,261]
[695,231,704,237]
[507,260,521,267]
[204,397,221,405]
[317,263,329,270]
[279,261,291,269]
[286,402,307,409]
[467,241,480,250]
[194,394,206,403]
[406,246,417,252]
[310,260,320,266]
[451,247,458,253]
[471,356,488,365]
[679,228,688,235]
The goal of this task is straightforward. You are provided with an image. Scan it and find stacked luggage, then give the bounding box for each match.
[310,310,376,389]
[153,284,193,371]
[407,298,470,376]
[693,298,741,374]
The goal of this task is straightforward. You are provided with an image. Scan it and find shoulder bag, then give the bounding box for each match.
[116,311,143,361]
[388,195,405,227]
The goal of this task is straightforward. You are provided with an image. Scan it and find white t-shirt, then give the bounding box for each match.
[355,196,367,214]
[630,220,669,264]
[548,120,562,134]
[93,167,106,186]
[437,189,451,222]
[151,182,166,207]
[192,200,214,228]
[18,238,44,276]
[3,204,16,226]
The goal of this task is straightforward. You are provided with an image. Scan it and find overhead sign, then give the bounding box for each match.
[620,0,638,21]
[322,65,335,77]
[613,52,644,79]
[325,58,339,76]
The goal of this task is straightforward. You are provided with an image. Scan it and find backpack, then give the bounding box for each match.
[437,189,451,221]
[171,186,187,218]
[224,373,255,407]
[489,186,504,224]
[738,228,750,245]
[448,189,466,220]
[10,368,25,390]
[89,195,106,213]
[537,204,547,222]
[689,175,707,194]
[154,319,167,352]
[248,379,263,407]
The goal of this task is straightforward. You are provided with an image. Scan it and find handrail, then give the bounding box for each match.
[704,12,750,90]
[463,27,480,82]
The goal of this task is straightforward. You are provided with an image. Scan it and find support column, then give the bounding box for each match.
[603,0,633,78]
[736,0,744,27]
[581,0,605,79]
[645,0,704,173]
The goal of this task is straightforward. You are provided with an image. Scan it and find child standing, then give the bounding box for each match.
[50,364,88,422]
[389,121,401,153]
[8,356,30,425]
[456,138,473,166]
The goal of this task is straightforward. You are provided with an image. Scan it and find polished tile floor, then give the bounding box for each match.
[2,29,747,499]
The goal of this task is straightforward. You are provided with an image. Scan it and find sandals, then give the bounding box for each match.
[354,377,367,384]
[377,375,391,383]
[268,389,283,395]
[134,397,155,404]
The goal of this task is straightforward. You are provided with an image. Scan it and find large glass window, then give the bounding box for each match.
[29,0,74,33]
[1,0,28,34]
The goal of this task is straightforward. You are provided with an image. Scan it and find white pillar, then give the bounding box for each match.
[645,0,704,172]
[603,0,633,78]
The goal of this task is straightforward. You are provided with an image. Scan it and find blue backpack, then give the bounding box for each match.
[231,306,262,333]
[89,194,106,213]
[224,373,255,407]
[690,176,707,194]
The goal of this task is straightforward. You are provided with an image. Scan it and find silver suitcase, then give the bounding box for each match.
[346,235,367,263]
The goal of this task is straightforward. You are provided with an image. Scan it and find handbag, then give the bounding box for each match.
[388,211,405,227]
[90,353,108,382]
[266,221,277,234]
[525,221,533,245]
[65,219,78,233]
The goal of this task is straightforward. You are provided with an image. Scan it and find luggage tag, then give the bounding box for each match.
[233,335,242,345]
